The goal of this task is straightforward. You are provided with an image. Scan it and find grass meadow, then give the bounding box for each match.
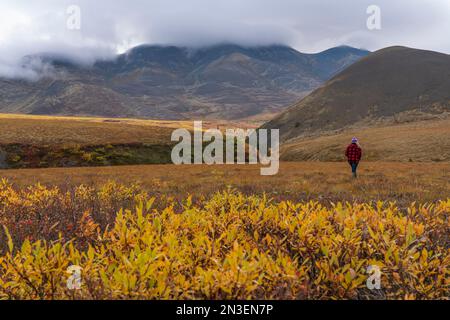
[0,115,448,300]
[1,162,448,205]
[0,162,448,299]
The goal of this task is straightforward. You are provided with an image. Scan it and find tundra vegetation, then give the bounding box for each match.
[0,115,448,300]
[0,164,448,299]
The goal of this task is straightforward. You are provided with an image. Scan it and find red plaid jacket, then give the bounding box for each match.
[345,143,362,162]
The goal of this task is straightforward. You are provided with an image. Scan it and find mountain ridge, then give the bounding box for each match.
[0,44,369,120]
[262,46,450,141]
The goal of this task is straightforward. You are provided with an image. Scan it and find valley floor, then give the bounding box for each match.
[1,187,447,300]
[0,162,448,300]
[1,162,448,206]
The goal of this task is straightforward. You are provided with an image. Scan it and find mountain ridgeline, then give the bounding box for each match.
[263,46,450,141]
[0,45,369,120]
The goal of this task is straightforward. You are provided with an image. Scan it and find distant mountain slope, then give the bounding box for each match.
[263,46,450,141]
[0,44,369,120]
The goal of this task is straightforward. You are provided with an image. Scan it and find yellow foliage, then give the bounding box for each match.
[0,186,448,300]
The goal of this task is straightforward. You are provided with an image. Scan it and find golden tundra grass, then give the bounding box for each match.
[1,162,448,205]
[0,113,259,146]
[281,118,450,162]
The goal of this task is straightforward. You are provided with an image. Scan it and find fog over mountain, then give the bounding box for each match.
[0,44,369,120]
[1,0,449,79]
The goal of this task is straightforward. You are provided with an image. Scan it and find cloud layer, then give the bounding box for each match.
[1,0,449,79]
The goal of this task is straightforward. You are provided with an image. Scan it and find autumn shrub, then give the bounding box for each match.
[0,184,448,300]
[0,179,149,250]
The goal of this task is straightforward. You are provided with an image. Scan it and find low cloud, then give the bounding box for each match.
[0,0,449,80]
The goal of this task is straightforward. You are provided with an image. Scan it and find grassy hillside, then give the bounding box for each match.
[263,46,450,141]
[280,119,450,162]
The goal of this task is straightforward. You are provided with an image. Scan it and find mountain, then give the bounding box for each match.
[263,46,450,141]
[0,45,369,120]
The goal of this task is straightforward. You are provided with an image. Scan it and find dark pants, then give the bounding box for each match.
[348,161,359,176]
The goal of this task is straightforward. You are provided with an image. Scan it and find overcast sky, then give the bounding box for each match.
[0,0,449,78]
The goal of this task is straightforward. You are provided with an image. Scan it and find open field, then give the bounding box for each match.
[1,114,449,169]
[0,113,260,146]
[1,162,448,205]
[0,116,449,300]
[0,113,263,169]
[281,118,450,161]
[0,163,448,300]
[0,113,180,146]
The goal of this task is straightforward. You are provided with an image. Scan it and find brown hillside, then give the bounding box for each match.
[263,46,450,141]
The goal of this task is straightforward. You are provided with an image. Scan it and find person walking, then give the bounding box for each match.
[345,137,362,178]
